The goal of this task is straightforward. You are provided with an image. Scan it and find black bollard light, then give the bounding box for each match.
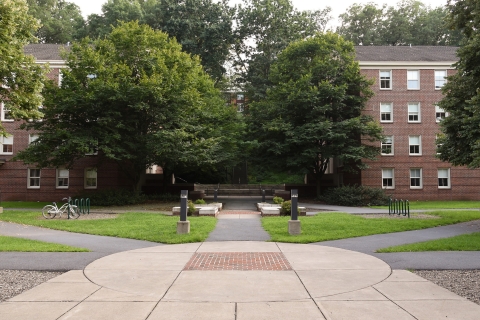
[262,189,265,203]
[291,189,298,220]
[214,189,218,202]
[180,190,188,222]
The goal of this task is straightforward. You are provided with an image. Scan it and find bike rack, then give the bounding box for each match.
[73,198,90,214]
[388,198,410,218]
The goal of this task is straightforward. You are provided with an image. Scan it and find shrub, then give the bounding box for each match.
[76,189,146,206]
[273,196,284,204]
[194,199,206,204]
[280,200,299,216]
[187,200,196,216]
[319,185,390,206]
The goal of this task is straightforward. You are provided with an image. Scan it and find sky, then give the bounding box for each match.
[71,0,450,26]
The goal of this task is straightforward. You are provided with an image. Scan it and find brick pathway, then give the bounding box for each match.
[183,252,292,271]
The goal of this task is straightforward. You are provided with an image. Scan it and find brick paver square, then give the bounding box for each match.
[184,252,292,271]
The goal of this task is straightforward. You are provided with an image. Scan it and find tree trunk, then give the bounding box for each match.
[316,170,323,199]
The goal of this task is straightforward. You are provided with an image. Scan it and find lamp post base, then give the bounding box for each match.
[288,220,301,235]
[177,221,190,234]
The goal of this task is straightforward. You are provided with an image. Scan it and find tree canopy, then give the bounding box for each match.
[0,0,46,135]
[26,0,86,43]
[247,33,383,196]
[337,0,462,46]
[233,0,330,102]
[83,0,234,83]
[437,0,480,167]
[15,22,242,192]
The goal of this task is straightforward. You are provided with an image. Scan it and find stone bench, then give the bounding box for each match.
[172,205,219,217]
[261,207,281,216]
[195,203,223,211]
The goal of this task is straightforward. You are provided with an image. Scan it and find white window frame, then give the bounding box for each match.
[29,134,39,144]
[408,103,421,123]
[436,134,443,155]
[409,135,422,155]
[381,136,394,155]
[27,168,41,189]
[380,70,392,90]
[410,168,423,189]
[435,70,447,89]
[58,70,63,87]
[84,167,97,189]
[407,70,420,90]
[56,168,69,189]
[237,103,244,113]
[236,94,244,101]
[380,103,393,123]
[1,103,14,122]
[435,105,448,122]
[382,168,394,189]
[0,135,13,155]
[438,168,451,189]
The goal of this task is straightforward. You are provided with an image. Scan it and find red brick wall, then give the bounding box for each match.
[360,68,480,200]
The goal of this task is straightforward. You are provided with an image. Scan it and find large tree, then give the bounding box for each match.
[436,0,480,167]
[26,0,86,43]
[15,22,241,192]
[0,0,46,135]
[248,33,383,197]
[233,0,331,102]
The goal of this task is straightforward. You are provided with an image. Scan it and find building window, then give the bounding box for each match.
[435,106,448,122]
[407,70,419,90]
[410,168,422,188]
[0,135,13,154]
[435,70,447,89]
[409,135,421,155]
[382,168,394,189]
[56,168,69,188]
[436,134,443,154]
[58,70,63,87]
[1,103,14,122]
[85,168,97,189]
[380,103,393,122]
[438,168,450,188]
[28,169,41,188]
[380,70,392,89]
[236,94,244,101]
[237,103,244,113]
[381,136,394,155]
[29,134,39,144]
[408,103,421,122]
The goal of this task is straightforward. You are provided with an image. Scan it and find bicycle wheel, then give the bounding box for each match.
[42,205,57,219]
[69,205,80,219]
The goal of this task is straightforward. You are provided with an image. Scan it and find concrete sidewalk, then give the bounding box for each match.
[1,241,479,320]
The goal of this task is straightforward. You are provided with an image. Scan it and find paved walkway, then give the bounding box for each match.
[1,241,479,319]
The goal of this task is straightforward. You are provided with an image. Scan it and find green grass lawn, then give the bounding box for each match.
[261,211,480,243]
[0,235,89,252]
[373,200,480,210]
[377,232,480,252]
[1,201,51,209]
[0,211,217,244]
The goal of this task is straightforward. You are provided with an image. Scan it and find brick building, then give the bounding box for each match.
[356,46,480,200]
[0,44,130,201]
[2,44,480,201]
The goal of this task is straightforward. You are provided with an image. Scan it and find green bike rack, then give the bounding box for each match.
[73,198,91,214]
[388,198,410,218]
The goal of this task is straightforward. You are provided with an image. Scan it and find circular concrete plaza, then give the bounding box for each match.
[5,241,480,320]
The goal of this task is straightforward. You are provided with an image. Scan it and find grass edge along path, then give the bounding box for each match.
[261,211,480,244]
[0,235,89,252]
[377,232,480,252]
[0,211,217,244]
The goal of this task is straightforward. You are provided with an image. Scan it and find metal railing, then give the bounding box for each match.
[388,198,410,218]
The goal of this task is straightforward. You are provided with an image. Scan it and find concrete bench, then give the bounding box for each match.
[198,206,218,217]
[261,207,281,216]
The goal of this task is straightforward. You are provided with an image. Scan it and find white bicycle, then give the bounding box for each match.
[42,197,80,219]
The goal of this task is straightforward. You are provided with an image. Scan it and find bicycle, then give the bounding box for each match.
[42,197,80,219]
